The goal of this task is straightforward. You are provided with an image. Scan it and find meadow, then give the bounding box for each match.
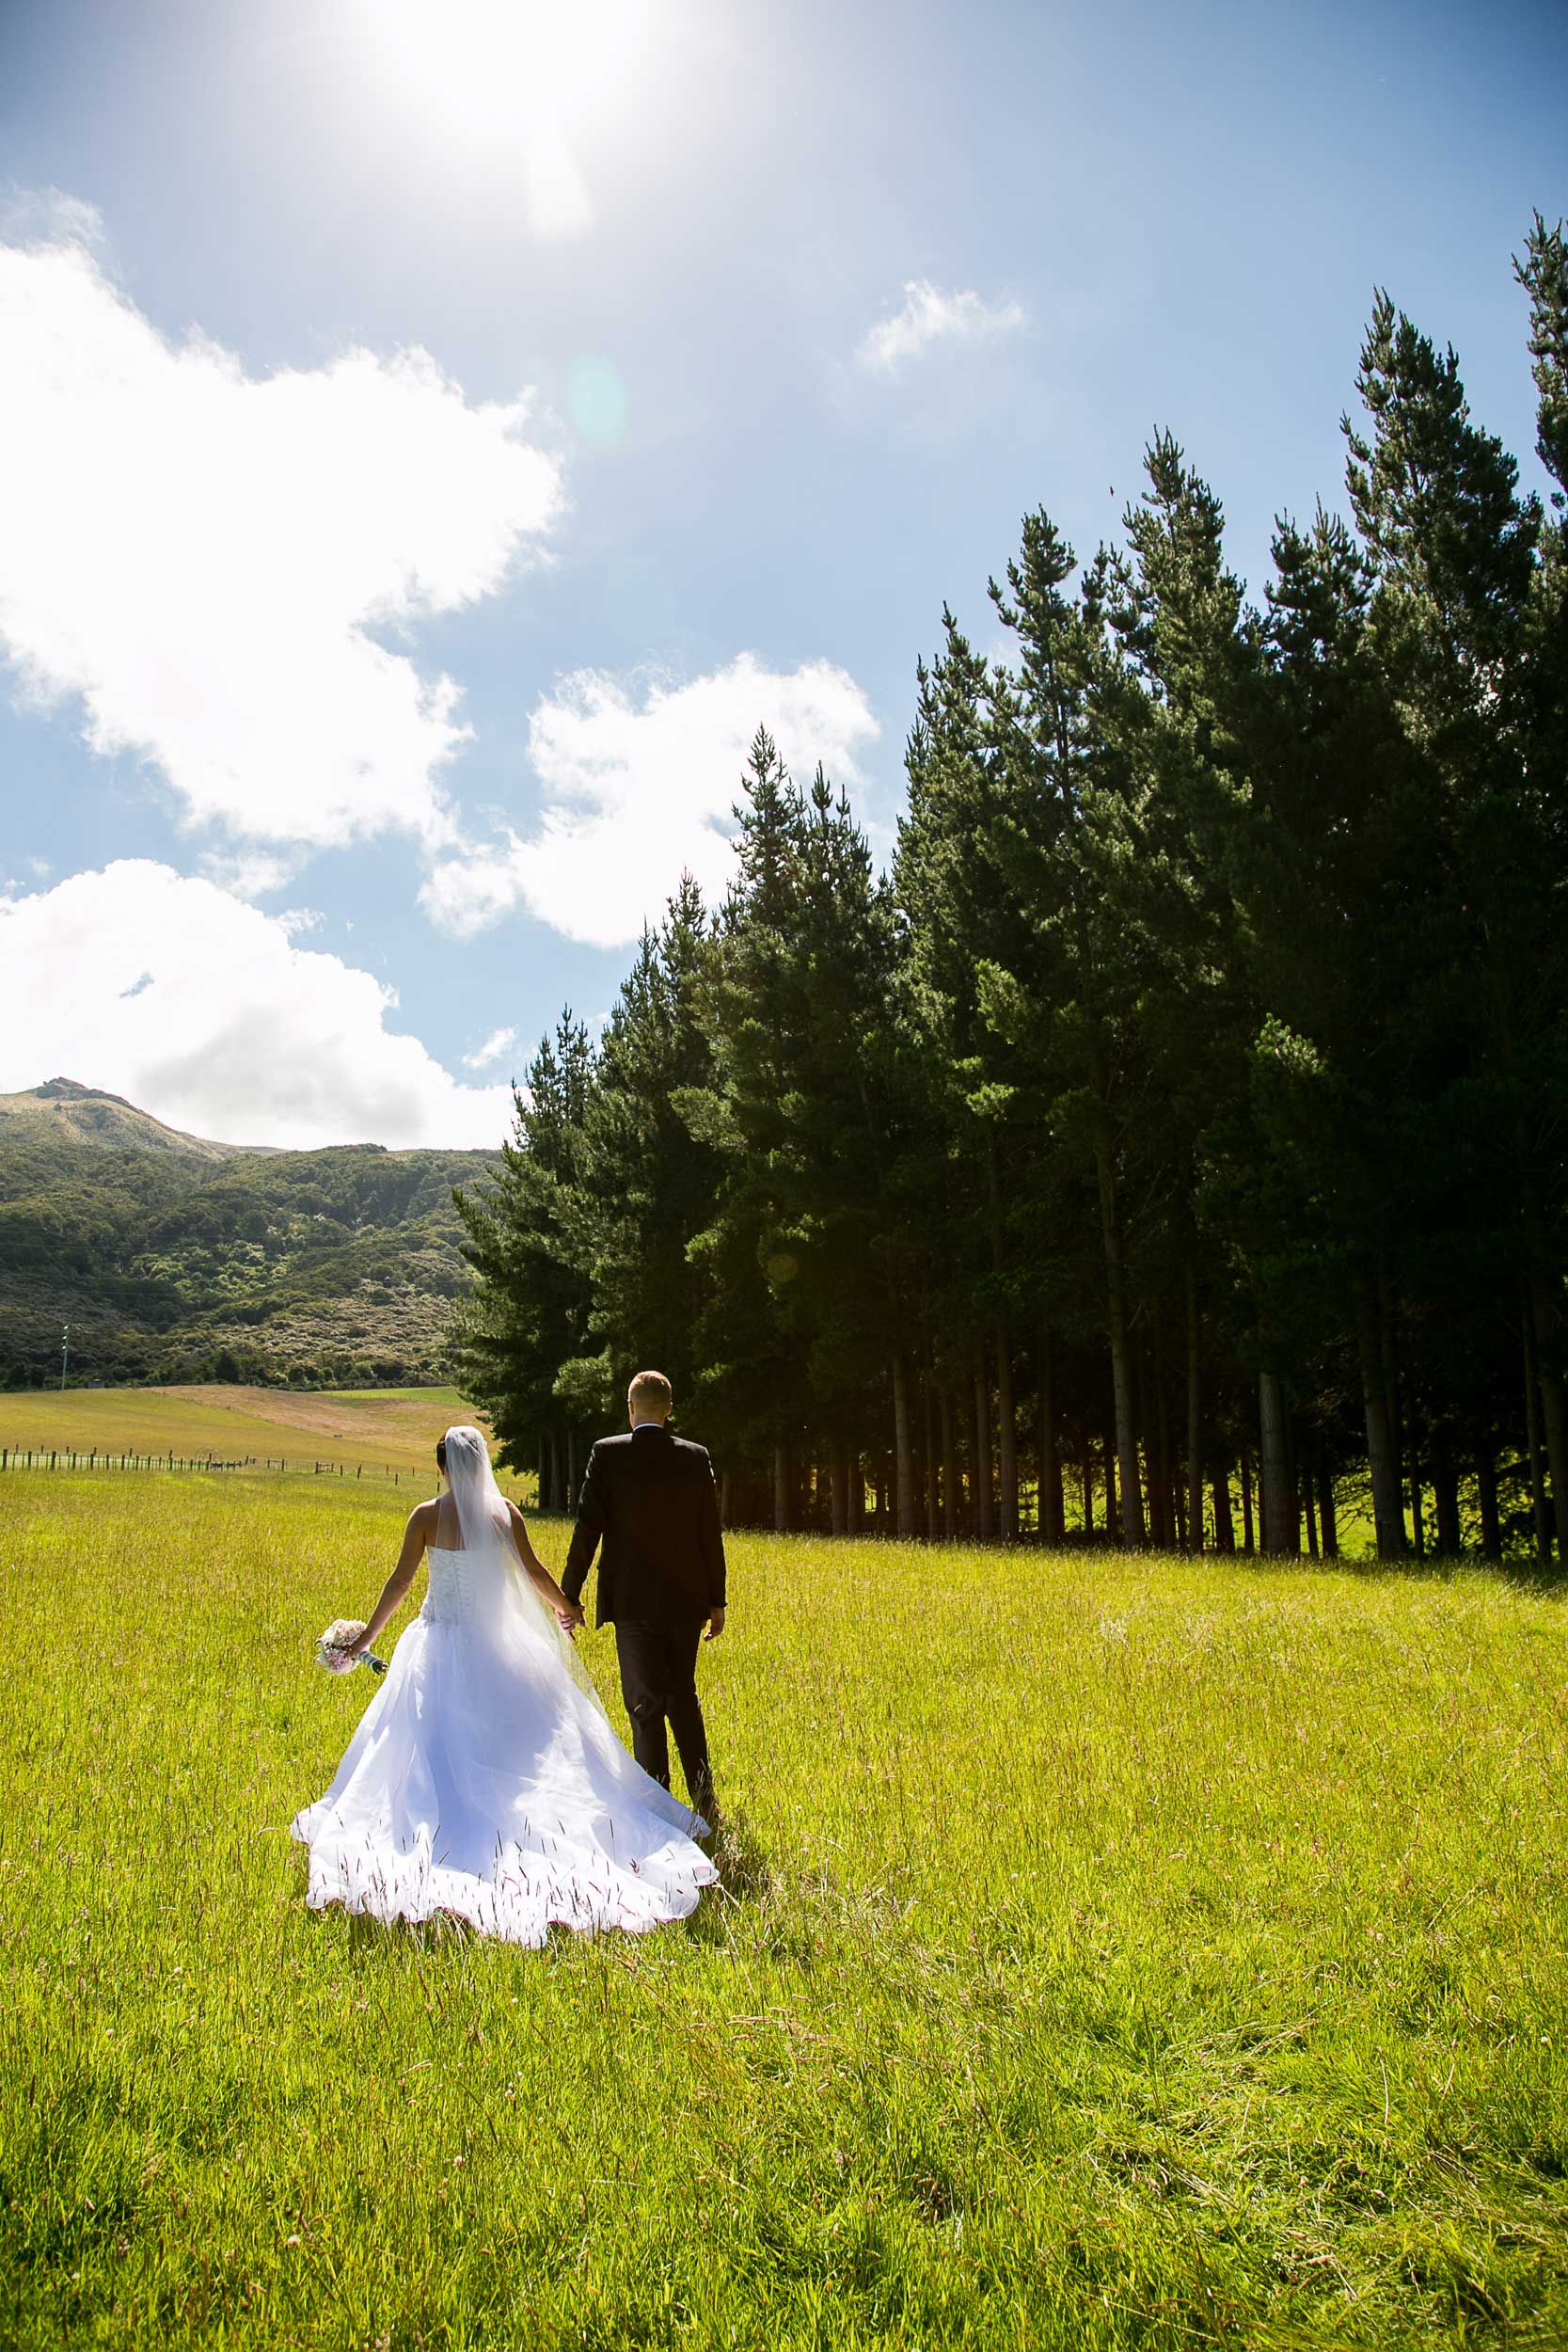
[0,1385,498,1482]
[1,1472,1565,2350]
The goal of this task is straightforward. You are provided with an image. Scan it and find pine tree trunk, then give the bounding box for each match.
[1543,1372,1568,1559]
[1380,1276,1404,1481]
[1185,1266,1203,1553]
[1240,1454,1255,1555]
[1432,1425,1461,1555]
[923,1362,940,1541]
[1038,1325,1063,1545]
[1094,1120,1143,1546]
[1153,1318,1174,1550]
[1408,1416,1426,1558]
[1139,1331,1163,1547]
[1212,1467,1235,1553]
[995,1315,1018,1540]
[1104,1424,1120,1540]
[1259,1372,1295,1554]
[1476,1449,1501,1559]
[1518,1137,1568,1556]
[973,1336,995,1540]
[829,1445,847,1538]
[773,1442,791,1534]
[892,1355,916,1537]
[1316,1441,1338,1560]
[1522,1302,1553,1565]
[940,1387,958,1542]
[1534,1379,1568,1562]
[1525,1267,1567,1561]
[1304,1479,1320,1559]
[982,1132,1017,1540]
[1081,1438,1094,1536]
[1357,1305,1404,1559]
[847,1454,863,1534]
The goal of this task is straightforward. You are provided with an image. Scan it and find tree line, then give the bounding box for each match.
[455,218,1568,1562]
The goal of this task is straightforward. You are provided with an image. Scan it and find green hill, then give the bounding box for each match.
[0,1080,500,1390]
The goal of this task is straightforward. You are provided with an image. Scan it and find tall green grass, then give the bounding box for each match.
[1,1474,1564,2348]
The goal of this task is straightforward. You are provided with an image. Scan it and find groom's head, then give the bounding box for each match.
[627,1370,673,1428]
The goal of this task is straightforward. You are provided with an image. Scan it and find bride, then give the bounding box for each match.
[291,1423,717,1943]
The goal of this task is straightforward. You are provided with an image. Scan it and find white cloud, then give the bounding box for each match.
[0,861,513,1149]
[857,279,1027,373]
[0,186,105,250]
[197,847,305,899]
[419,653,880,949]
[0,215,563,851]
[463,1025,518,1071]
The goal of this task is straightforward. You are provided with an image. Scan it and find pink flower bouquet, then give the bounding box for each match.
[315,1619,388,1677]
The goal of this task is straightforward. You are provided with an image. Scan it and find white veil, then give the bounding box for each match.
[440,1424,609,1720]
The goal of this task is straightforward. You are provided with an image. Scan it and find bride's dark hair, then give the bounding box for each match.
[435,1436,448,1472]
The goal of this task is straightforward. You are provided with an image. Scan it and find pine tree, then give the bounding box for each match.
[569,878,721,1411]
[452,1012,594,1502]
[1345,285,1562,1557]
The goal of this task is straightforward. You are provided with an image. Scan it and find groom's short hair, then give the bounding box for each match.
[628,1370,673,1420]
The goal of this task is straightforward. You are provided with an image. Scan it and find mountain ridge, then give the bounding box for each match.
[0,1079,263,1163]
[0,1081,503,1390]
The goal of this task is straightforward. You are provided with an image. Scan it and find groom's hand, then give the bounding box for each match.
[555,1600,586,1637]
[704,1608,726,1643]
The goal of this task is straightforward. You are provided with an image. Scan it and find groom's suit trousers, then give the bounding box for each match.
[614,1617,714,1820]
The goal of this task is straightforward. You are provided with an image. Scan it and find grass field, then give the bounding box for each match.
[2,1475,1565,2349]
[0,1384,492,1479]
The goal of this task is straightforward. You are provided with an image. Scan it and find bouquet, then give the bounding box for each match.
[315,1618,388,1677]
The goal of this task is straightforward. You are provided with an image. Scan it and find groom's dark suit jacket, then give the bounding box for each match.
[562,1423,727,1628]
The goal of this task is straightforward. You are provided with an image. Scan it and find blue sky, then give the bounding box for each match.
[0,0,1561,1147]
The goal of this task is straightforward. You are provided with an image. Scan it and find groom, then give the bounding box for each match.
[563,1370,725,1822]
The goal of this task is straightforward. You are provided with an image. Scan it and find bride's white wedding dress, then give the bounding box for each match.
[292,1432,717,1945]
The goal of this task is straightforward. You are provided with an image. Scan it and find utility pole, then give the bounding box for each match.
[60,1323,70,1391]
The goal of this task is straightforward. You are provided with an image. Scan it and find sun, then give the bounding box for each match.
[349,0,659,235]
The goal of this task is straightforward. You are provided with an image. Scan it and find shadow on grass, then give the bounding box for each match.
[686,1806,776,1945]
[342,1905,477,1956]
[294,1820,776,1958]
[1258,1549,1568,1597]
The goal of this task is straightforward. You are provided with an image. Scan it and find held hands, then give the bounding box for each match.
[555,1599,587,1639]
[704,1607,726,1643]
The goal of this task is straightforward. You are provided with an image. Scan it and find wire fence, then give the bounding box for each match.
[0,1446,423,1486]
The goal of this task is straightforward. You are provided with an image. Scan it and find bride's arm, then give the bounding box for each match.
[341,1505,433,1658]
[507,1502,584,1629]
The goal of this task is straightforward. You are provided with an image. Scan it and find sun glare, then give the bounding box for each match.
[354,0,659,234]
